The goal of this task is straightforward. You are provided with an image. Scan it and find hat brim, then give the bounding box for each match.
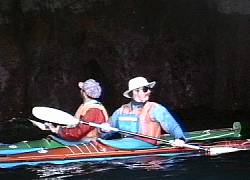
[123,81,156,98]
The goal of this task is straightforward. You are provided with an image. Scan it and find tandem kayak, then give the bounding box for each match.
[0,137,249,169]
[0,122,246,169]
[0,122,241,155]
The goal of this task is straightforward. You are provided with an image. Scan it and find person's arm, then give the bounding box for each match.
[58,108,106,141]
[152,104,185,140]
[100,108,122,140]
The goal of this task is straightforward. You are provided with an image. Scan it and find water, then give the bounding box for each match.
[0,151,250,179]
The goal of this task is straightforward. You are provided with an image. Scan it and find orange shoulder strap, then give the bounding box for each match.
[74,101,109,121]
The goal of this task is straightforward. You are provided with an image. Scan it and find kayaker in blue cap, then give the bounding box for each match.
[107,76,186,146]
[46,79,109,141]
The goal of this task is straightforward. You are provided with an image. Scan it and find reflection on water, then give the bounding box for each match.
[35,156,183,178]
[0,151,250,179]
[30,156,187,179]
[34,163,116,178]
[1,152,247,180]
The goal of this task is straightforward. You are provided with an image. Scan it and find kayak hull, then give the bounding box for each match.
[0,122,241,153]
[0,139,195,168]
[0,122,245,168]
[0,139,250,168]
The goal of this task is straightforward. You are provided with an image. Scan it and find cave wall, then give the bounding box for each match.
[0,0,249,126]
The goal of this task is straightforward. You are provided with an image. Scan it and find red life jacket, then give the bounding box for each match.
[75,101,109,139]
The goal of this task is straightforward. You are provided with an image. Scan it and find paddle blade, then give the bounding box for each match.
[182,143,242,156]
[32,107,79,125]
[29,119,49,130]
[208,147,241,156]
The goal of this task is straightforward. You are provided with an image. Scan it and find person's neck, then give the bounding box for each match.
[131,100,147,108]
[83,97,96,104]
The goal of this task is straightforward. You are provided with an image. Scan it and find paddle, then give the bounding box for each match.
[32,107,79,125]
[32,106,241,155]
[28,119,50,131]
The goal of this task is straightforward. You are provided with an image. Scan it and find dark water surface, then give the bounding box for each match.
[0,151,250,179]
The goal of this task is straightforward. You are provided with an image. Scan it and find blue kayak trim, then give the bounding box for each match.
[0,152,196,168]
[97,138,159,150]
[0,148,44,155]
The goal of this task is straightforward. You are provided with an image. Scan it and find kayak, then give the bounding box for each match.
[0,122,241,155]
[0,122,246,169]
[0,137,249,169]
[1,107,246,168]
[0,122,242,153]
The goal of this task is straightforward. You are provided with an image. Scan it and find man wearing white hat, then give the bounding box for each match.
[109,76,186,146]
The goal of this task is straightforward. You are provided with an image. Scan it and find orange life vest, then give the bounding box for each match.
[74,101,109,139]
[120,101,162,138]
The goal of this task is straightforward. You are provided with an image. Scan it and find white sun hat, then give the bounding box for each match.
[123,77,156,98]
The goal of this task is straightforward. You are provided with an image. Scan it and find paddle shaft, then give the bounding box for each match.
[86,121,170,143]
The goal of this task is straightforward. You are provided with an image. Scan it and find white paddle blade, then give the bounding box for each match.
[29,119,49,131]
[182,144,241,155]
[209,147,241,156]
[32,107,79,126]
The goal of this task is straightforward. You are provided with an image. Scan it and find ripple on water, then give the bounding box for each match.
[0,151,250,179]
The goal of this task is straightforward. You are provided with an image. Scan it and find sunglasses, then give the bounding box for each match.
[137,86,152,93]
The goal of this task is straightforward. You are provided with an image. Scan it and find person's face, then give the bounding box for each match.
[132,86,152,102]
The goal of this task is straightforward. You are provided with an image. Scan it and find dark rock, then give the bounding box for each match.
[0,1,249,137]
